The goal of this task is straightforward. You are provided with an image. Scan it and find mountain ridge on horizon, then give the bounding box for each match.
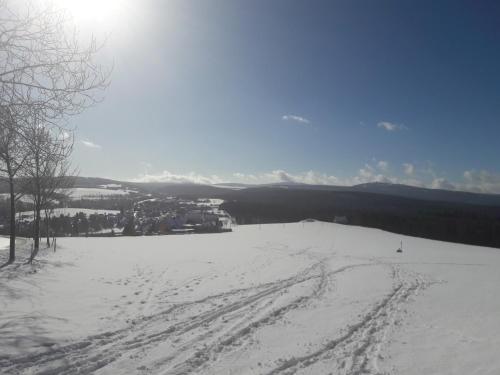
[2,175,499,206]
[71,176,500,207]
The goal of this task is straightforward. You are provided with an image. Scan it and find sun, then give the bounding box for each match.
[50,0,128,29]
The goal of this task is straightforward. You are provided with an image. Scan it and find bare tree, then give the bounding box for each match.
[0,1,111,120]
[0,1,110,262]
[0,105,28,263]
[22,119,74,262]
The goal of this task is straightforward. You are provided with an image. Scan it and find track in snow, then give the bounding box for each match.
[1,249,433,375]
[266,266,432,374]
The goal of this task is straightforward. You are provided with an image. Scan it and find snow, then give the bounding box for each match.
[17,207,120,219]
[99,184,123,188]
[0,236,8,250]
[61,187,136,199]
[1,187,133,205]
[197,198,224,207]
[1,222,499,374]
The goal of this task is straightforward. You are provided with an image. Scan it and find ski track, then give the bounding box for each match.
[266,266,432,375]
[0,247,433,375]
[0,258,326,374]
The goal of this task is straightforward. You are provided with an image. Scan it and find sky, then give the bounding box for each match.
[57,0,500,193]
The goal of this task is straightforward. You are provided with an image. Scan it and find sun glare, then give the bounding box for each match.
[51,0,127,29]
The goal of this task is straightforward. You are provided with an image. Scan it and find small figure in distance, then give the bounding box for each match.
[396,240,403,253]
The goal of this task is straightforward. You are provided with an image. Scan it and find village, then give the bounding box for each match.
[0,195,233,238]
[129,197,232,235]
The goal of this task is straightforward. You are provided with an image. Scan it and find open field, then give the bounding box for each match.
[1,222,499,374]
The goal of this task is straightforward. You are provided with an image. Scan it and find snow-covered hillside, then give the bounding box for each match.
[1,222,499,374]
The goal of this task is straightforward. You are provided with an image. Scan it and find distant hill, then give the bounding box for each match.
[349,182,500,207]
[215,181,500,207]
[4,177,500,207]
[70,177,129,189]
[2,176,500,248]
[25,177,500,208]
[220,186,500,248]
[70,177,229,196]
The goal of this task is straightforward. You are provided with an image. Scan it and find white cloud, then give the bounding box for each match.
[460,170,500,194]
[232,170,341,185]
[431,178,456,191]
[232,166,396,187]
[377,121,407,132]
[354,164,394,185]
[282,115,311,125]
[377,160,389,171]
[403,163,415,176]
[400,178,426,188]
[359,164,375,179]
[233,172,258,181]
[259,167,500,194]
[300,171,341,185]
[129,164,500,194]
[81,140,102,149]
[131,170,222,185]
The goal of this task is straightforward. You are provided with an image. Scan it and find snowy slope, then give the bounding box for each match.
[0,222,499,374]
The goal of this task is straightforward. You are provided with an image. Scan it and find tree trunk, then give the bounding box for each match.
[45,211,51,247]
[30,203,41,263]
[34,207,40,252]
[8,175,16,263]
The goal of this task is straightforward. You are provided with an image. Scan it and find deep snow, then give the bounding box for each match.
[1,222,499,374]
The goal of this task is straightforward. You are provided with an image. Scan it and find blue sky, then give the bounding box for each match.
[67,0,500,193]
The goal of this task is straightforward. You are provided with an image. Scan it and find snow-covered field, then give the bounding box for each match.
[62,187,136,199]
[18,207,120,219]
[1,188,134,203]
[1,222,499,374]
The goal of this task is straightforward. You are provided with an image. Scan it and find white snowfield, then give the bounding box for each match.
[1,188,132,202]
[18,208,120,219]
[1,222,499,374]
[62,187,136,200]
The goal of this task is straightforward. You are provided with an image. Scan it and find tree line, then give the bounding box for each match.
[0,1,109,264]
[221,188,500,249]
[4,211,122,238]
